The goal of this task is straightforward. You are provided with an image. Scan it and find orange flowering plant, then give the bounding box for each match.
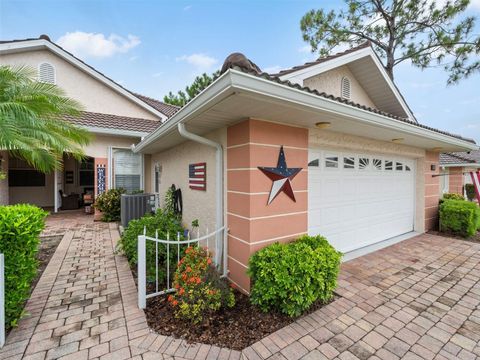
[168,246,235,324]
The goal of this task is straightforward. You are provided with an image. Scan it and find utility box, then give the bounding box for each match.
[120,193,156,228]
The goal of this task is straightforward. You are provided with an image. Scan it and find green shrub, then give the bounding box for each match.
[440,200,479,237]
[95,188,126,222]
[119,209,185,282]
[442,193,465,201]
[0,204,48,329]
[248,235,342,317]
[169,246,235,324]
[465,184,476,202]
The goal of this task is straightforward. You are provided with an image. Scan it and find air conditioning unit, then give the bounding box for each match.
[120,193,156,228]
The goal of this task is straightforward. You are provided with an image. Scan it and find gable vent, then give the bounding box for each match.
[38,62,55,84]
[341,76,351,99]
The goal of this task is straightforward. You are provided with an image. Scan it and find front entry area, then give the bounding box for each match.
[308,148,415,254]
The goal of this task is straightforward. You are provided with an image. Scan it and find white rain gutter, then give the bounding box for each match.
[177,123,225,271]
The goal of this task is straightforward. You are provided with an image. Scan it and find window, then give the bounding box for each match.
[113,149,142,193]
[385,160,393,170]
[38,62,55,84]
[8,157,45,187]
[373,158,382,170]
[308,159,320,167]
[359,157,369,170]
[341,77,351,99]
[405,165,411,171]
[79,157,94,186]
[343,157,355,169]
[325,156,338,168]
[396,162,403,171]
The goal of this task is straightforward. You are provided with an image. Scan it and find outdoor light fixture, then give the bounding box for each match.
[391,138,404,143]
[431,164,436,171]
[315,122,331,129]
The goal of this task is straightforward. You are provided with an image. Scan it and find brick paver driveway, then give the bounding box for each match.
[1,217,479,359]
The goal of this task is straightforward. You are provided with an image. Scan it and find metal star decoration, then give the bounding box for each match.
[258,146,302,205]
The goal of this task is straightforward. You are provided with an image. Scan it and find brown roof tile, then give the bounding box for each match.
[65,111,160,134]
[133,93,179,117]
[441,150,480,165]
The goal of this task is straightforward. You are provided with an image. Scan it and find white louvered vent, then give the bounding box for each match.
[341,77,351,99]
[38,62,55,84]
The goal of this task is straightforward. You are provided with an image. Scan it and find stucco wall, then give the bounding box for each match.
[424,151,440,231]
[0,50,158,120]
[0,151,8,205]
[84,134,139,158]
[9,171,55,207]
[448,167,464,195]
[304,66,376,108]
[150,128,226,231]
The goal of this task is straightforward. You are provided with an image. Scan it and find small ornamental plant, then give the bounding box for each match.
[168,246,235,324]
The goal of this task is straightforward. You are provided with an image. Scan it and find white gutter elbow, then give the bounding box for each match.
[177,123,225,269]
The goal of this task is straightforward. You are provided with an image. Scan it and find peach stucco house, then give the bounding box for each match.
[0,36,178,211]
[439,151,480,198]
[1,37,478,291]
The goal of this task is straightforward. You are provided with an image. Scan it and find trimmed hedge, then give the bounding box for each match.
[0,204,48,329]
[440,200,479,237]
[442,193,465,201]
[248,234,342,317]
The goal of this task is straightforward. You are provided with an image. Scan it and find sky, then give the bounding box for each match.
[1,0,479,144]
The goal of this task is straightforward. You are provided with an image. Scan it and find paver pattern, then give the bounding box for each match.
[1,213,479,359]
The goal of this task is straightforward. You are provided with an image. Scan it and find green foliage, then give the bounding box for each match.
[443,192,465,201]
[465,184,476,201]
[0,65,91,172]
[169,246,235,324]
[164,186,175,214]
[440,199,479,237]
[163,71,220,106]
[0,204,48,329]
[248,235,342,317]
[300,0,479,83]
[119,209,185,282]
[94,188,126,222]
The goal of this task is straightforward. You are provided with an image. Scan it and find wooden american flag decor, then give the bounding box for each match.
[189,162,206,190]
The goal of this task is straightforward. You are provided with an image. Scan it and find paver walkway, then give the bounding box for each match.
[1,217,480,359]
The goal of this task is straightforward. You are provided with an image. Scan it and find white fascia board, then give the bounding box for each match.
[441,163,480,168]
[134,69,478,153]
[0,40,168,122]
[82,126,148,138]
[278,47,416,122]
[133,71,234,153]
[229,70,478,151]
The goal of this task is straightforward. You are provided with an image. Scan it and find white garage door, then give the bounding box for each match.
[308,149,415,253]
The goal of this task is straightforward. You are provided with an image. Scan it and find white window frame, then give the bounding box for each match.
[108,146,144,192]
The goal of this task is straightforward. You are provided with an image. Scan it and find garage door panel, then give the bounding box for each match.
[308,149,415,253]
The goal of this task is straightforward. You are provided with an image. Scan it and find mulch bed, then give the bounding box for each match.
[32,234,64,290]
[144,290,336,350]
[428,230,480,244]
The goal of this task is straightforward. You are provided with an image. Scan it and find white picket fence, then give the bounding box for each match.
[137,226,228,309]
[0,253,5,348]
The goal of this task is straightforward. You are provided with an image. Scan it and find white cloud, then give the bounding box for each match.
[152,72,163,78]
[183,5,192,11]
[129,55,139,62]
[263,65,282,74]
[470,0,480,10]
[176,53,218,70]
[57,31,141,59]
[298,45,312,53]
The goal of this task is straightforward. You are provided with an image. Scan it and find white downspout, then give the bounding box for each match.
[177,123,225,271]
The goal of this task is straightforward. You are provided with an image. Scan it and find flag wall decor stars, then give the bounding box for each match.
[258,146,302,205]
[189,162,206,191]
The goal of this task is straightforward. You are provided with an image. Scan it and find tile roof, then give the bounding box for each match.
[232,66,476,144]
[272,42,372,76]
[133,93,179,117]
[440,150,480,165]
[0,36,177,118]
[65,111,160,134]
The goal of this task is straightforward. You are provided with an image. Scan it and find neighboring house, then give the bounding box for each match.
[0,35,178,211]
[132,44,478,292]
[439,150,480,197]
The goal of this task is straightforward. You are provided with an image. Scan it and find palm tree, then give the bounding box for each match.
[0,65,91,174]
